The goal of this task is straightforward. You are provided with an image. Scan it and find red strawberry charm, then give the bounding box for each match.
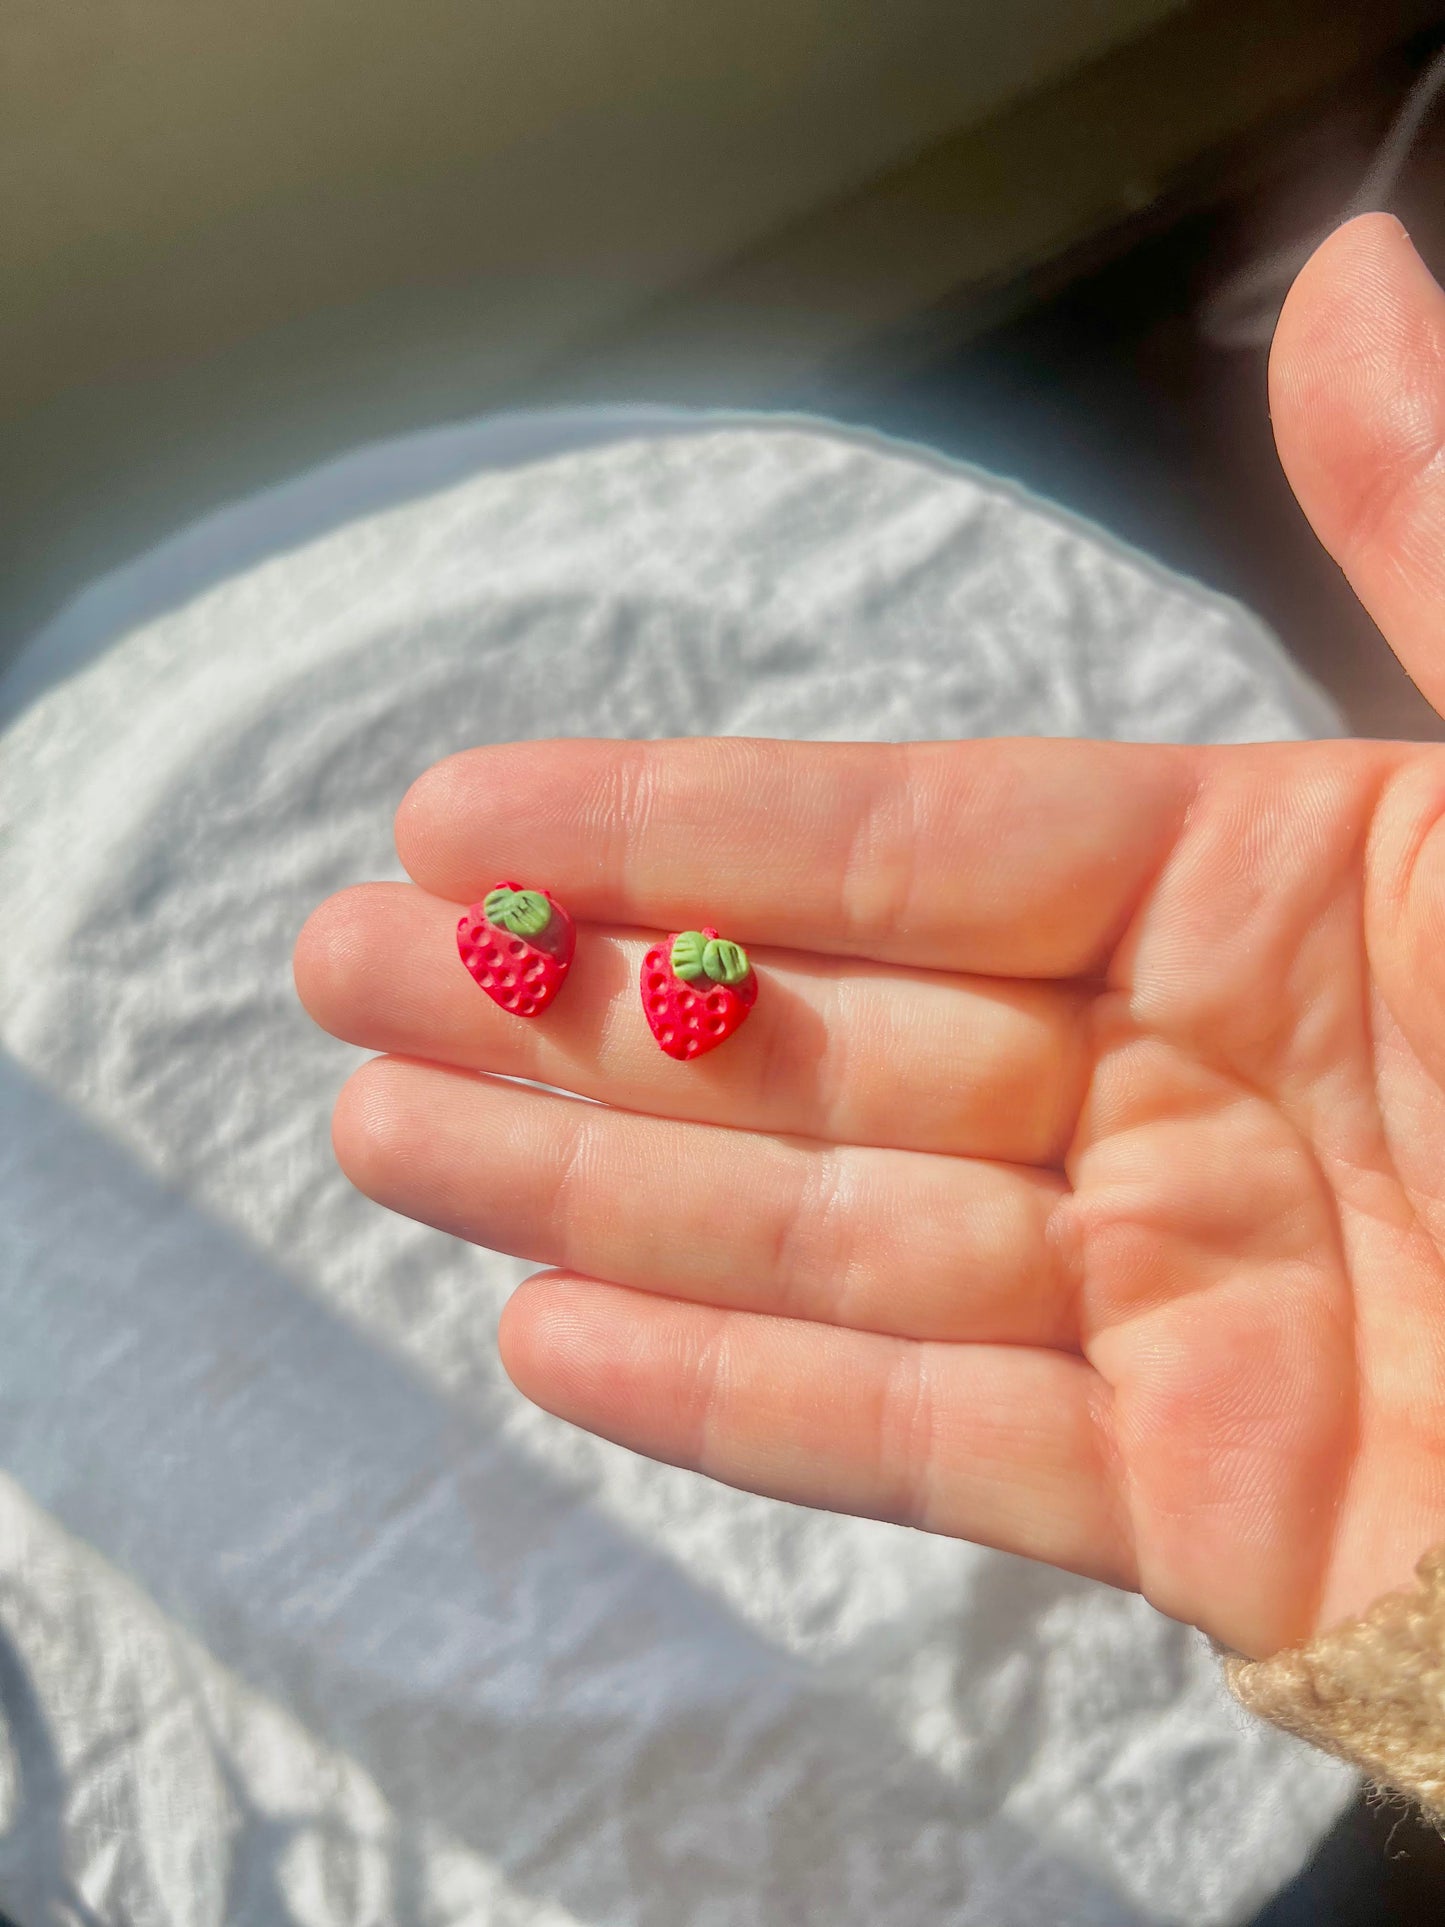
[457,882,575,1017]
[642,926,757,1060]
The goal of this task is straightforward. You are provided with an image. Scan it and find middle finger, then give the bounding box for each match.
[297,882,1090,1162]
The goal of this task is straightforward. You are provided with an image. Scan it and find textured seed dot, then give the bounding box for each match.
[525,962,546,982]
[509,940,524,956]
[679,992,697,1011]
[709,1017,726,1034]
[684,1037,700,1056]
[660,1027,676,1046]
[650,995,669,1014]
[483,945,501,964]
[706,992,726,1012]
[519,999,538,1015]
[686,1012,701,1029]
[649,973,667,991]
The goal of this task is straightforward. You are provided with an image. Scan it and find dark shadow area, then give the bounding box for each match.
[850,32,1445,744]
[1253,1798,1445,1925]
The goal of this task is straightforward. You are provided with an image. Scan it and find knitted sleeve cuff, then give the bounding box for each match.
[1224,1547,1445,1823]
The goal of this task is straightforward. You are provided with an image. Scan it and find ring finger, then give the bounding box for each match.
[333,1056,1076,1347]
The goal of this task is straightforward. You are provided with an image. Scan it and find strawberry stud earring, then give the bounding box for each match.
[458,883,576,1017]
[642,926,757,1060]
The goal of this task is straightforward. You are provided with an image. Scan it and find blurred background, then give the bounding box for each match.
[9,3,1445,1919]
[6,0,1445,736]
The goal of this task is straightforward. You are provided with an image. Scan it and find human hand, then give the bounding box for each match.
[296,214,1445,1660]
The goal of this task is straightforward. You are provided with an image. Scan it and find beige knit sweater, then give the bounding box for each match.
[1226,1547,1445,1822]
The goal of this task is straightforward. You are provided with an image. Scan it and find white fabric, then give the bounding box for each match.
[0,412,1351,1926]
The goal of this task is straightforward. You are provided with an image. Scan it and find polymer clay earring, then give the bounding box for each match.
[641,926,757,1060]
[458,883,575,1017]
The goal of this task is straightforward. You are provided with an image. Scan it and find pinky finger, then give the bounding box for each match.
[500,1275,1137,1589]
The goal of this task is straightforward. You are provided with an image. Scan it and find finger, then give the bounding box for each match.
[499,1275,1132,1586]
[333,1056,1075,1347]
[297,882,1089,1163]
[394,737,1194,977]
[1271,212,1445,711]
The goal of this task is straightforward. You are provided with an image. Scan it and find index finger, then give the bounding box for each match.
[396,736,1195,976]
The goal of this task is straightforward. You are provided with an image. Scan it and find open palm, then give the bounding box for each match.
[296,216,1445,1660]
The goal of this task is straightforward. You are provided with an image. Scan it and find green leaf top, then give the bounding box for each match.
[671,930,709,981]
[484,887,553,939]
[671,930,750,986]
[702,937,750,985]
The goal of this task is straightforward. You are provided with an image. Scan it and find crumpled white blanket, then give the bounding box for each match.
[0,412,1353,1927]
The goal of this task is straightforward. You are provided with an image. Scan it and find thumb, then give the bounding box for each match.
[1271,212,1445,719]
